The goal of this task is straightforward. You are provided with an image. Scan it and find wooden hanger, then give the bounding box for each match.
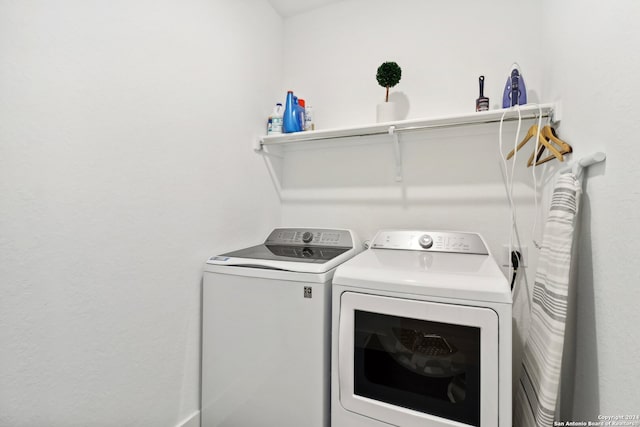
[527,142,547,166]
[506,124,539,160]
[527,125,573,167]
[542,126,572,152]
[507,124,564,162]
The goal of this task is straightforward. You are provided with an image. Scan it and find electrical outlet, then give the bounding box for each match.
[501,245,527,268]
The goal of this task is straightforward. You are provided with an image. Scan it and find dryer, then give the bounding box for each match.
[202,228,359,427]
[331,230,512,427]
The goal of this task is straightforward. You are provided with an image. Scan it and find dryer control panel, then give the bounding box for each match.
[371,230,489,255]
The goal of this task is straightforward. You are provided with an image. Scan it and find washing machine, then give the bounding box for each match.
[331,230,512,427]
[202,228,360,427]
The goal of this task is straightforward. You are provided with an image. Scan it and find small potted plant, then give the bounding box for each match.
[376,61,402,122]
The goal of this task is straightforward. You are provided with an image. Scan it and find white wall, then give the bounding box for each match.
[280,0,546,244]
[0,1,282,426]
[540,0,640,418]
[281,0,544,129]
[278,0,546,394]
[278,0,640,420]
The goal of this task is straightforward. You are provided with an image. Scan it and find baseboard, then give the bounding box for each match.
[176,410,200,427]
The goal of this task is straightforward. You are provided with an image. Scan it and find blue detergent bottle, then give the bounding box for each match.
[293,96,302,132]
[283,91,298,133]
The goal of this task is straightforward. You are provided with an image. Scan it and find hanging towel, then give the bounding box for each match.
[514,173,582,427]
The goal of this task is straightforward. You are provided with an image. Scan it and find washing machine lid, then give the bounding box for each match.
[206,228,359,274]
[334,230,511,303]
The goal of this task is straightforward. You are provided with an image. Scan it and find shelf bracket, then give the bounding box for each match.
[254,136,264,152]
[389,126,402,182]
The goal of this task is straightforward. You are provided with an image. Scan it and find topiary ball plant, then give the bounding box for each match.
[376,61,402,102]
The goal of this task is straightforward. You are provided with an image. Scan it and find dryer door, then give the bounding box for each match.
[338,292,499,427]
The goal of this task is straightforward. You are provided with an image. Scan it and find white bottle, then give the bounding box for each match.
[268,103,284,135]
[304,105,314,131]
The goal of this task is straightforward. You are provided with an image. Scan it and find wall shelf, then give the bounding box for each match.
[258,103,556,148]
[257,103,556,183]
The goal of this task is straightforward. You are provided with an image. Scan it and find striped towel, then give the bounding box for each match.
[514,173,582,427]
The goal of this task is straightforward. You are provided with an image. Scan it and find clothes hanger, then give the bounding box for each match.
[527,126,573,167]
[507,123,564,162]
[542,125,572,152]
[506,124,539,160]
[527,141,547,167]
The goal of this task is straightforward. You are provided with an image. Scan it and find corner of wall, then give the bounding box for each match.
[176,411,200,427]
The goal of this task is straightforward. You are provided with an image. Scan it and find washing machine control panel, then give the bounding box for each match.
[265,228,353,247]
[371,230,489,255]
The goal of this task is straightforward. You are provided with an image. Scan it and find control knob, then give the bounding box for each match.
[418,234,434,249]
[302,232,313,243]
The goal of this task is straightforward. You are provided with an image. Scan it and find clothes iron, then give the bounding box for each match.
[502,64,527,108]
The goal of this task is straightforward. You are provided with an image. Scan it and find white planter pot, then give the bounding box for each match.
[376,102,398,123]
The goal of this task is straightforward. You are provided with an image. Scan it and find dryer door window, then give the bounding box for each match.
[338,292,499,427]
[355,310,480,425]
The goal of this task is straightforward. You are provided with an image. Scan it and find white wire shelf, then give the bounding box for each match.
[259,103,556,147]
